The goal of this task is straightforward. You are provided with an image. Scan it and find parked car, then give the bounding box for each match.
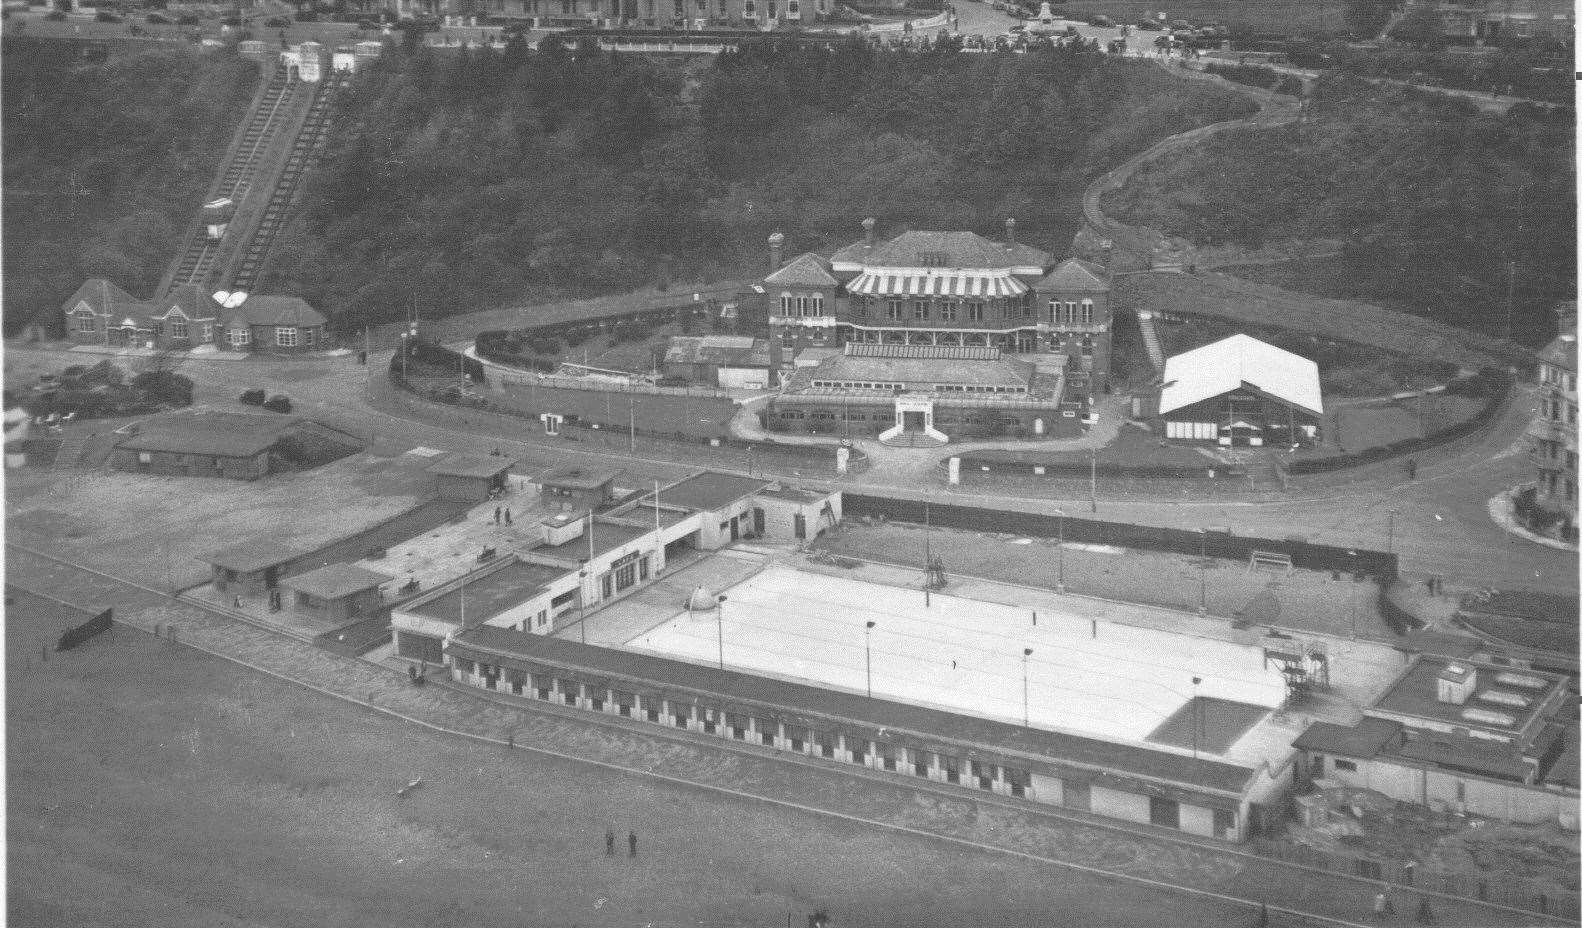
[264,15,289,27]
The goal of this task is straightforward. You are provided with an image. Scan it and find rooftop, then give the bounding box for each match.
[221,295,326,328]
[426,452,514,479]
[407,560,568,625]
[755,485,832,504]
[1369,655,1564,738]
[832,230,1051,272]
[654,472,771,513]
[1158,334,1323,418]
[203,538,301,573]
[536,465,621,491]
[1292,717,1402,759]
[538,518,652,561]
[764,252,838,287]
[787,351,1036,393]
[451,625,1258,797]
[283,562,393,600]
[663,335,770,369]
[115,408,299,458]
[1035,257,1111,292]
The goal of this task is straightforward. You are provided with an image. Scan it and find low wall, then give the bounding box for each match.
[843,492,1399,581]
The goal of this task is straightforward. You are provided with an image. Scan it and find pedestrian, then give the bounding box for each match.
[233,595,242,608]
[1414,895,1434,924]
[1373,890,1389,918]
[504,508,512,525]
[606,829,615,856]
[951,660,957,669]
[1406,457,1417,480]
[493,506,501,524]
[628,831,637,857]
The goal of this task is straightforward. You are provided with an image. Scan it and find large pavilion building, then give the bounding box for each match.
[764,218,1113,445]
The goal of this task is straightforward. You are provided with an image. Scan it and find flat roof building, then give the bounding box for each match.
[426,452,513,501]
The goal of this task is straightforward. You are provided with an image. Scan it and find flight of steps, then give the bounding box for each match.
[880,432,949,449]
[226,73,347,293]
[1135,310,1165,373]
[164,67,300,292]
[51,435,88,472]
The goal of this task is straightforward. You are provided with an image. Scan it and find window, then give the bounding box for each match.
[853,297,869,317]
[231,328,251,347]
[169,318,189,339]
[787,0,797,13]
[940,301,958,322]
[1021,300,1034,319]
[913,300,929,320]
[744,0,754,13]
[1334,759,1358,772]
[779,295,793,315]
[921,251,948,268]
[811,294,823,315]
[967,301,984,322]
[886,299,903,321]
[276,327,298,348]
[75,314,98,334]
[1080,299,1094,324]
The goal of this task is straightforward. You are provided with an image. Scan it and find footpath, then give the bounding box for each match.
[4,542,1561,928]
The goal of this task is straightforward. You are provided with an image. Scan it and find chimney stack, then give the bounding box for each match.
[1005,218,1017,249]
[862,217,876,248]
[768,231,785,270]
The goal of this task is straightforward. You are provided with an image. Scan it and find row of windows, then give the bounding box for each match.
[777,293,826,317]
[530,0,810,15]
[1540,364,1574,393]
[1050,300,1096,325]
[809,380,903,391]
[1540,398,1577,425]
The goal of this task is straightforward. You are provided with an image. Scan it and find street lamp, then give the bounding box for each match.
[716,594,728,670]
[1022,648,1034,728]
[1197,528,1208,616]
[1346,550,1358,639]
[865,620,876,698]
[1053,508,1066,593]
[577,564,589,645]
[1191,676,1202,761]
[1385,508,1399,556]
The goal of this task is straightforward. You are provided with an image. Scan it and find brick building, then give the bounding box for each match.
[763,219,1115,444]
[110,409,302,480]
[63,279,221,350]
[220,296,328,353]
[394,0,827,29]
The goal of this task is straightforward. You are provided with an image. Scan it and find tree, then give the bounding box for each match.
[239,388,266,405]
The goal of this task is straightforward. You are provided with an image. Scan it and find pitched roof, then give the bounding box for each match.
[832,230,1050,271]
[426,452,514,479]
[663,336,770,368]
[114,408,298,457]
[1158,334,1323,418]
[224,295,327,328]
[60,278,137,315]
[1035,257,1111,292]
[283,562,392,600]
[154,283,221,320]
[764,252,837,287]
[1538,325,1576,373]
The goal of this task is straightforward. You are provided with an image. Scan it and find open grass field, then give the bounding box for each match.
[5,587,1279,928]
[1056,0,1348,34]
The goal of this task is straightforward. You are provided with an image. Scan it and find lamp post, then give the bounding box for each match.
[1022,647,1034,728]
[716,594,728,670]
[1197,528,1208,616]
[1191,676,1202,761]
[1346,550,1358,640]
[1385,508,1399,556]
[1089,447,1098,513]
[1053,508,1066,593]
[577,564,589,645]
[865,620,875,698]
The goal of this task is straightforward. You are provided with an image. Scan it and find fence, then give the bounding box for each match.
[842,492,1399,580]
[57,608,114,652]
[1253,837,1580,921]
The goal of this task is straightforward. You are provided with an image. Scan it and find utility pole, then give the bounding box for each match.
[865,620,875,698]
[1022,647,1033,727]
[628,386,636,456]
[1089,448,1098,513]
[1197,528,1208,616]
[1054,508,1066,593]
[717,595,728,669]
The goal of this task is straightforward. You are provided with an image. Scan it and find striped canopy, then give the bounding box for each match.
[845,270,1028,299]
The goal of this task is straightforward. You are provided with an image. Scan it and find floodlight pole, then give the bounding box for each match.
[577,565,588,645]
[1191,676,1202,761]
[1022,648,1033,728]
[1197,528,1208,616]
[717,594,728,670]
[865,620,875,698]
[1054,508,1066,593]
[1089,448,1098,513]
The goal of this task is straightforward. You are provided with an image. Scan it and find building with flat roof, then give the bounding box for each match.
[1291,655,1575,823]
[282,563,392,625]
[662,335,773,390]
[111,408,303,481]
[203,538,302,598]
[426,452,513,501]
[535,465,621,513]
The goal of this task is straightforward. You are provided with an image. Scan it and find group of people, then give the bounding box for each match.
[605,829,639,857]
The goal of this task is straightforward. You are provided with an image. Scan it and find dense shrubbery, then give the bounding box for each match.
[1203,64,1303,96]
[266,36,1252,329]
[24,363,194,419]
[1,40,259,336]
[1106,77,1575,342]
[1286,35,1572,103]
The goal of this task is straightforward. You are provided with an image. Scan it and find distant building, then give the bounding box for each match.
[535,465,622,512]
[283,563,392,625]
[1526,309,1576,539]
[1431,0,1573,41]
[426,452,514,502]
[386,0,827,29]
[1292,654,1576,824]
[1142,334,1323,447]
[62,279,220,350]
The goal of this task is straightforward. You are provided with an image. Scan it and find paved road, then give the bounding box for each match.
[7,542,1561,928]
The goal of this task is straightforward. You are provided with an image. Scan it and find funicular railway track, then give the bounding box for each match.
[168,66,298,289]
[227,72,347,293]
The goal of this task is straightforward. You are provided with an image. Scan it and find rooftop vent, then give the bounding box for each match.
[1494,671,1547,690]
[1460,707,1516,727]
[1436,662,1476,705]
[1475,690,1531,709]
